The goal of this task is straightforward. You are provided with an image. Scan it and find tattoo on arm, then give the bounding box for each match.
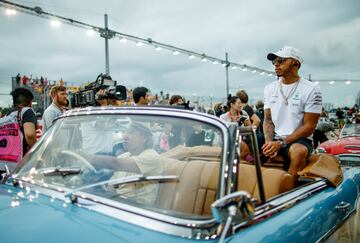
[263,109,275,142]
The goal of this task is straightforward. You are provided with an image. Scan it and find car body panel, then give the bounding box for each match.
[230,168,360,242]
[0,184,207,243]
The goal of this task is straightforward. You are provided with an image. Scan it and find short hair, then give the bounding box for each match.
[255,100,264,109]
[236,90,248,103]
[133,86,149,104]
[10,87,34,107]
[226,96,240,109]
[169,95,183,105]
[50,85,67,98]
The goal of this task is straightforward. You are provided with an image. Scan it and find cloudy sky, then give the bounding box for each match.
[1,0,359,108]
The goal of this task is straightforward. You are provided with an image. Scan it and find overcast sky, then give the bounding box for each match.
[1,0,359,108]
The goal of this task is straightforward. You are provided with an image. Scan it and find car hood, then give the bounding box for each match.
[320,136,360,155]
[0,184,185,243]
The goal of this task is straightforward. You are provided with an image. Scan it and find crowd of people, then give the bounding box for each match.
[1,46,360,187]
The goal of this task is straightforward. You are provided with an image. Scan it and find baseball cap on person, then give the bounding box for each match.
[267,46,303,63]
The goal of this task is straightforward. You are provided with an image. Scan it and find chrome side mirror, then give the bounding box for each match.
[211,191,255,242]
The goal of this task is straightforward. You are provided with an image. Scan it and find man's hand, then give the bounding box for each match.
[96,89,108,106]
[262,141,281,158]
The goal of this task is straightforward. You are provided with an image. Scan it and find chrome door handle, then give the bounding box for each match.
[335,201,351,213]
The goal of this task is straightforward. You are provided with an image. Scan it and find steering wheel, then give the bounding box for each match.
[59,150,96,172]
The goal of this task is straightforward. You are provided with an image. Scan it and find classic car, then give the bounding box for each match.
[0,106,359,242]
[318,123,360,166]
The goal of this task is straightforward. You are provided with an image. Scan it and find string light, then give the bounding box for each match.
[251,70,257,73]
[0,0,275,78]
[329,81,335,84]
[119,37,127,43]
[5,8,16,15]
[50,19,61,27]
[345,80,351,85]
[86,29,96,36]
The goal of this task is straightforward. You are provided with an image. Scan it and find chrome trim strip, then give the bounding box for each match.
[6,181,220,239]
[234,180,328,231]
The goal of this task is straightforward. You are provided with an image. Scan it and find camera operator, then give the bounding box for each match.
[79,74,127,155]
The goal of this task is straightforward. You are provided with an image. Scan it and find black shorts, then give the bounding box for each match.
[277,137,313,171]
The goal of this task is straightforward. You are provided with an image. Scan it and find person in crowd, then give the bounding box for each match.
[169,95,184,105]
[262,46,322,183]
[220,96,253,160]
[10,88,38,155]
[81,84,125,155]
[354,112,360,124]
[255,100,265,134]
[236,90,261,129]
[236,90,265,155]
[336,107,345,128]
[214,103,225,117]
[313,121,336,149]
[42,85,67,132]
[133,86,150,106]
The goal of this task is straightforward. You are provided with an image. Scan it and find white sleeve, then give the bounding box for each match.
[263,85,271,109]
[304,85,322,114]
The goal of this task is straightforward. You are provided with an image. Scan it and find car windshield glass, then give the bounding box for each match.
[340,124,360,138]
[14,113,224,219]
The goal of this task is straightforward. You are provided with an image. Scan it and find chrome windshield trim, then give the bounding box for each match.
[57,107,230,198]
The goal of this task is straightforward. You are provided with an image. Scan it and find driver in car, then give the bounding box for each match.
[87,122,164,205]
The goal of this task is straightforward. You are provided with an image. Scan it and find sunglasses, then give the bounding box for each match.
[271,57,290,65]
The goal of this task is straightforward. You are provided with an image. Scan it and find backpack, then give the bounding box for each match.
[0,107,31,172]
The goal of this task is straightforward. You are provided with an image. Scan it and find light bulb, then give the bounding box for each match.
[6,9,17,16]
[50,20,61,27]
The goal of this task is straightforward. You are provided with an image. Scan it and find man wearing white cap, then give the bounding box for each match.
[262,46,322,183]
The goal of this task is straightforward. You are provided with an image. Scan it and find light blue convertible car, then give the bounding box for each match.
[0,107,359,242]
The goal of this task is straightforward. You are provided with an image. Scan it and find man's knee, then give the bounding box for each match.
[288,143,308,160]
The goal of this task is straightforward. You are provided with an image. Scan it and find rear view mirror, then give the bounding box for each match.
[211,191,254,242]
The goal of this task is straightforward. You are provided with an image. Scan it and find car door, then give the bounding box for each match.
[228,170,359,242]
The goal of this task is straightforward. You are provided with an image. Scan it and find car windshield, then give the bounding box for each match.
[14,113,224,219]
[340,123,360,138]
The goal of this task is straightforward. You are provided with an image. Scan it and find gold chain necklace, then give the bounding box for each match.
[279,80,300,105]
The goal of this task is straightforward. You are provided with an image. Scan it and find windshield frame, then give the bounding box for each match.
[9,107,231,232]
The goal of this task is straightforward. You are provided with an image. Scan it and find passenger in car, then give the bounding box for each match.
[262,46,322,184]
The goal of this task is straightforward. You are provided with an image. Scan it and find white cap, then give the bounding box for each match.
[267,46,303,63]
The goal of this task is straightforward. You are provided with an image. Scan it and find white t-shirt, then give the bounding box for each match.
[264,78,322,139]
[80,121,114,154]
[111,149,164,205]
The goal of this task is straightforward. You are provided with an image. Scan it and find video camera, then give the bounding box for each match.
[71,73,127,107]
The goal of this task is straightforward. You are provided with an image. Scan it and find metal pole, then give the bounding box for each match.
[225,52,229,98]
[104,14,110,75]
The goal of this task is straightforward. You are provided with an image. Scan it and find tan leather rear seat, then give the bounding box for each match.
[157,158,219,216]
[237,163,293,200]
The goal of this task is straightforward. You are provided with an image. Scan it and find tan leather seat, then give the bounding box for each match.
[157,157,220,216]
[237,163,293,200]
